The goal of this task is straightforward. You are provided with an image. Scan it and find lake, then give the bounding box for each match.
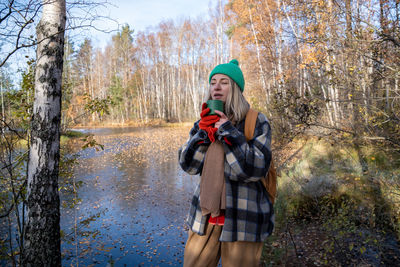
[60,125,197,266]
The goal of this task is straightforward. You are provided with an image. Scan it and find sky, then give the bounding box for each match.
[4,0,216,85]
[88,0,214,48]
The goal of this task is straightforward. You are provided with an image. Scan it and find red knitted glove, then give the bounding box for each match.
[200,102,210,118]
[199,103,220,142]
[199,115,220,130]
[207,127,218,143]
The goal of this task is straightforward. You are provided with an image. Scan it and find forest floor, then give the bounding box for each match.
[261,135,400,266]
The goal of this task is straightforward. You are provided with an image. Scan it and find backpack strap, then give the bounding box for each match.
[244,108,258,142]
[244,108,277,204]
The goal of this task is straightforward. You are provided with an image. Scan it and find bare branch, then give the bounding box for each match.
[0,180,27,218]
[380,33,400,47]
[0,0,14,24]
[0,0,116,67]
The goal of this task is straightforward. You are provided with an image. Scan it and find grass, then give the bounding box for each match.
[2,130,87,150]
[262,137,400,266]
[60,130,87,144]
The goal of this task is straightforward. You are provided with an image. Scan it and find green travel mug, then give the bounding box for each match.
[207,99,224,115]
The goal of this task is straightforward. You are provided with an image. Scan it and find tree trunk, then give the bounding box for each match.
[1,78,4,131]
[23,0,66,266]
[247,3,268,98]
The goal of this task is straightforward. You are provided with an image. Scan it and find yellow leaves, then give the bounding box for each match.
[227,0,281,47]
[97,245,113,252]
[79,239,90,245]
[299,45,323,67]
[348,66,356,75]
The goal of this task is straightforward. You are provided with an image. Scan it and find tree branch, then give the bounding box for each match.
[0,0,14,24]
[380,33,400,47]
[0,180,27,218]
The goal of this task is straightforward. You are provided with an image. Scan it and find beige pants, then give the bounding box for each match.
[183,223,264,267]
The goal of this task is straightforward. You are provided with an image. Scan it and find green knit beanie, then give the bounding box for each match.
[209,59,245,92]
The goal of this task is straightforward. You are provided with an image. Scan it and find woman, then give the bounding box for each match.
[178,59,274,267]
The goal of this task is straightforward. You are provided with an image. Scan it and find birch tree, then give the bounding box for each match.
[23,0,66,265]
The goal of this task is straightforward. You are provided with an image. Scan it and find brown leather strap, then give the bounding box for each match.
[244,108,258,142]
[245,108,277,204]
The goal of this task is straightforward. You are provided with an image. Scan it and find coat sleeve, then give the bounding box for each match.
[178,120,210,175]
[217,113,272,182]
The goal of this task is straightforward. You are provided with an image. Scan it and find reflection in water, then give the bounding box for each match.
[60,126,196,266]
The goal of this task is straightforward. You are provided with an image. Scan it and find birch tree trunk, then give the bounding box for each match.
[247,3,267,97]
[23,0,66,265]
[218,0,224,64]
[281,0,313,97]
[1,77,4,129]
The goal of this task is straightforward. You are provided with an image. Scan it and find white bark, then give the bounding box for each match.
[318,69,334,126]
[1,77,4,128]
[24,0,66,265]
[281,0,313,97]
[218,0,224,64]
[247,3,267,96]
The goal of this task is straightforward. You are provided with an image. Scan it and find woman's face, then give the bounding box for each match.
[210,74,231,103]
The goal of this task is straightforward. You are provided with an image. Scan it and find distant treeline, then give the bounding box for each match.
[2,0,399,144]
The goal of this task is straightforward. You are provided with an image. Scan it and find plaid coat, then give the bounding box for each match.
[178,112,274,242]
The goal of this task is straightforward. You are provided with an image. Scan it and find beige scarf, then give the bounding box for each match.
[200,140,226,217]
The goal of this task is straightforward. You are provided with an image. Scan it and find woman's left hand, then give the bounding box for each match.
[214,110,229,129]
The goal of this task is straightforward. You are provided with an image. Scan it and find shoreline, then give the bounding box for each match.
[70,121,193,129]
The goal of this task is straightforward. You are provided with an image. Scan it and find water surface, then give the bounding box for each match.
[61,125,196,266]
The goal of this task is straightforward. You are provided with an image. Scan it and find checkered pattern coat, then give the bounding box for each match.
[178,112,274,242]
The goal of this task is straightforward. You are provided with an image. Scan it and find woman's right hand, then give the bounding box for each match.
[199,103,218,130]
[198,103,220,142]
[200,102,211,119]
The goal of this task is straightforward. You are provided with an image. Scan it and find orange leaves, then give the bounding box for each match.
[226,0,279,46]
[299,44,327,69]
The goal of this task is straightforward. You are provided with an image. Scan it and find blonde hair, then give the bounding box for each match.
[205,78,249,124]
